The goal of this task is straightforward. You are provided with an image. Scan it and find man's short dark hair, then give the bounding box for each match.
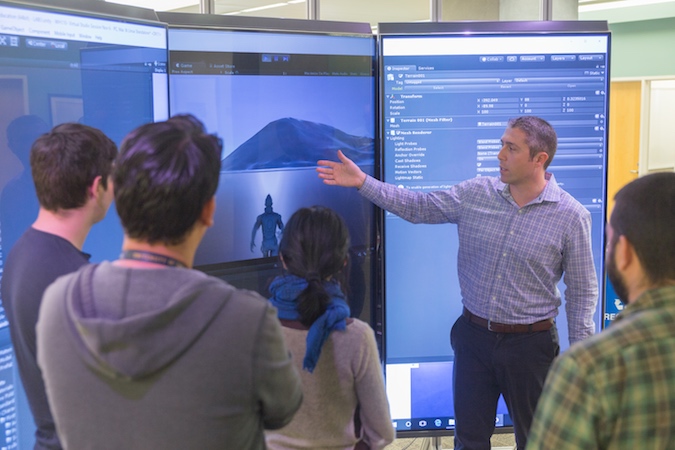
[30,123,117,211]
[611,172,675,285]
[508,116,557,169]
[113,114,222,245]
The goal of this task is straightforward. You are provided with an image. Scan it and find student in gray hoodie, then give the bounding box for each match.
[36,114,303,450]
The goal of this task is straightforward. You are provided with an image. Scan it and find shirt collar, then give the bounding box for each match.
[498,172,562,205]
[614,286,675,324]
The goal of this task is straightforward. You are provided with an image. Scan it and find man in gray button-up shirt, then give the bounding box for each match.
[317,116,598,450]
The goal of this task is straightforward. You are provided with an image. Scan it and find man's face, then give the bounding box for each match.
[606,224,630,305]
[497,127,542,186]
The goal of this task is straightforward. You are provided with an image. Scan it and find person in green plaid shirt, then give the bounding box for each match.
[527,172,675,450]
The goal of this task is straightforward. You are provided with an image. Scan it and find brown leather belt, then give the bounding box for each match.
[463,307,553,333]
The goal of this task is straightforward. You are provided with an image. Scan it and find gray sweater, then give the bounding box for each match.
[265,319,394,449]
[37,262,302,450]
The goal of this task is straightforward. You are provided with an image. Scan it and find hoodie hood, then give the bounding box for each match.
[63,262,232,380]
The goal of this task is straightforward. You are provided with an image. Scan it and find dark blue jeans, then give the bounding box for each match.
[450,313,559,450]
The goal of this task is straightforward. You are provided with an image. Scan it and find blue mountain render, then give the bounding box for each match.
[221,117,374,171]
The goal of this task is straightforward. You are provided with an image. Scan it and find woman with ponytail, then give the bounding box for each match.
[265,206,394,450]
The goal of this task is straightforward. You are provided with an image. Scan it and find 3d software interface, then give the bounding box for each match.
[0,3,168,447]
[167,29,376,270]
[380,33,609,432]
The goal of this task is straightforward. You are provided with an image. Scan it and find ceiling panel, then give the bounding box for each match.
[319,0,430,24]
[161,0,432,25]
[215,1,307,18]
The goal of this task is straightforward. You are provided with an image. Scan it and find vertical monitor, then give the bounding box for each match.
[165,17,376,310]
[0,1,167,447]
[379,23,610,436]
[0,0,168,262]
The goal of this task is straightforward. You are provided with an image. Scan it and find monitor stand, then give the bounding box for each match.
[420,436,444,450]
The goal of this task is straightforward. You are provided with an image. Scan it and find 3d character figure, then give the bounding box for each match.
[251,194,284,257]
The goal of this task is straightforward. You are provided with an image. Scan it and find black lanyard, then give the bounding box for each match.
[119,250,187,268]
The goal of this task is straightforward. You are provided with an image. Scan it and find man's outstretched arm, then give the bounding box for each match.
[317,150,367,188]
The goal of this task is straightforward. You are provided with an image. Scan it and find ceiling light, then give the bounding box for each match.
[241,2,287,13]
[105,0,198,11]
[579,0,675,12]
[223,1,304,16]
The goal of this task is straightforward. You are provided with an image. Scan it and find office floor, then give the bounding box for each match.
[385,433,516,449]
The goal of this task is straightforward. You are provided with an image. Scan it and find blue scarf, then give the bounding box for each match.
[269,274,350,373]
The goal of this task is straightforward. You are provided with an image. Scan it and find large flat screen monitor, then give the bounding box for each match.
[378,21,610,437]
[160,13,377,315]
[0,0,167,446]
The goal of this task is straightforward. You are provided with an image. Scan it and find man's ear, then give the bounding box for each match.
[614,234,635,272]
[89,175,104,199]
[535,152,549,168]
[200,197,216,227]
